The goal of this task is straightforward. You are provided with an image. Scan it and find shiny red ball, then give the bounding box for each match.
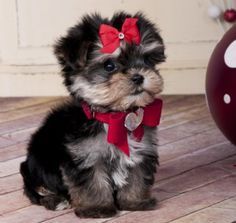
[206,25,236,145]
[224,9,236,23]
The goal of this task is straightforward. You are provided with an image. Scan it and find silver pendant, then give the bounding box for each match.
[125,108,144,131]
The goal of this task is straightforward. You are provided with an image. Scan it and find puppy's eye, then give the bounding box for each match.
[104,59,116,72]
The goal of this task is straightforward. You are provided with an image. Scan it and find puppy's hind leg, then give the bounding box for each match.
[33,186,70,211]
[39,193,71,211]
[20,161,71,211]
[20,161,41,205]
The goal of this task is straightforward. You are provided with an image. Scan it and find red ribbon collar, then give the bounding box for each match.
[81,99,163,156]
[99,18,141,54]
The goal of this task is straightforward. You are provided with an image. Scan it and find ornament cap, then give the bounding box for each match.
[224,9,236,23]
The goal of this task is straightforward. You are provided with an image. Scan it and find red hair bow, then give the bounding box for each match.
[99,18,141,54]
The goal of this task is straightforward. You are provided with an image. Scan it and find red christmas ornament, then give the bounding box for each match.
[206,25,236,145]
[224,9,236,23]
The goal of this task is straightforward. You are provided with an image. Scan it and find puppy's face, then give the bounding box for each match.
[55,12,166,111]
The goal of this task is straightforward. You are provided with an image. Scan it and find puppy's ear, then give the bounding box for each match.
[54,14,107,71]
[134,12,166,64]
[54,28,90,71]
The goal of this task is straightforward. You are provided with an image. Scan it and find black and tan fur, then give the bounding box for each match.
[20,11,166,218]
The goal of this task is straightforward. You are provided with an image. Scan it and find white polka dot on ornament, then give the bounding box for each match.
[208,5,222,19]
[224,94,231,104]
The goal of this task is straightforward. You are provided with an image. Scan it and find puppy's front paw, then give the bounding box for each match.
[118,197,157,211]
[74,206,117,218]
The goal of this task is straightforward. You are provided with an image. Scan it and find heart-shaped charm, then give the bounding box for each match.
[125,108,144,131]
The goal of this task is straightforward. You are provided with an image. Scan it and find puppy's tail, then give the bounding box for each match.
[20,161,41,205]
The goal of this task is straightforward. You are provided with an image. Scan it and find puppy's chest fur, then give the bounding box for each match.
[66,124,158,188]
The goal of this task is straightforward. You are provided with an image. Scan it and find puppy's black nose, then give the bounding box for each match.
[131,74,144,85]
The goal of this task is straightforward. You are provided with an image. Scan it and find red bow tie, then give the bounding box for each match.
[99,18,141,54]
[81,99,162,156]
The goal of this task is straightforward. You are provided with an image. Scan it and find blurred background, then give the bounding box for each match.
[0,0,235,96]
[1,2,236,222]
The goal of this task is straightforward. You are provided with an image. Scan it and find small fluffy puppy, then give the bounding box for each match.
[20,12,166,218]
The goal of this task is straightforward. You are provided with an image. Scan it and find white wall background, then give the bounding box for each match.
[0,0,232,96]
